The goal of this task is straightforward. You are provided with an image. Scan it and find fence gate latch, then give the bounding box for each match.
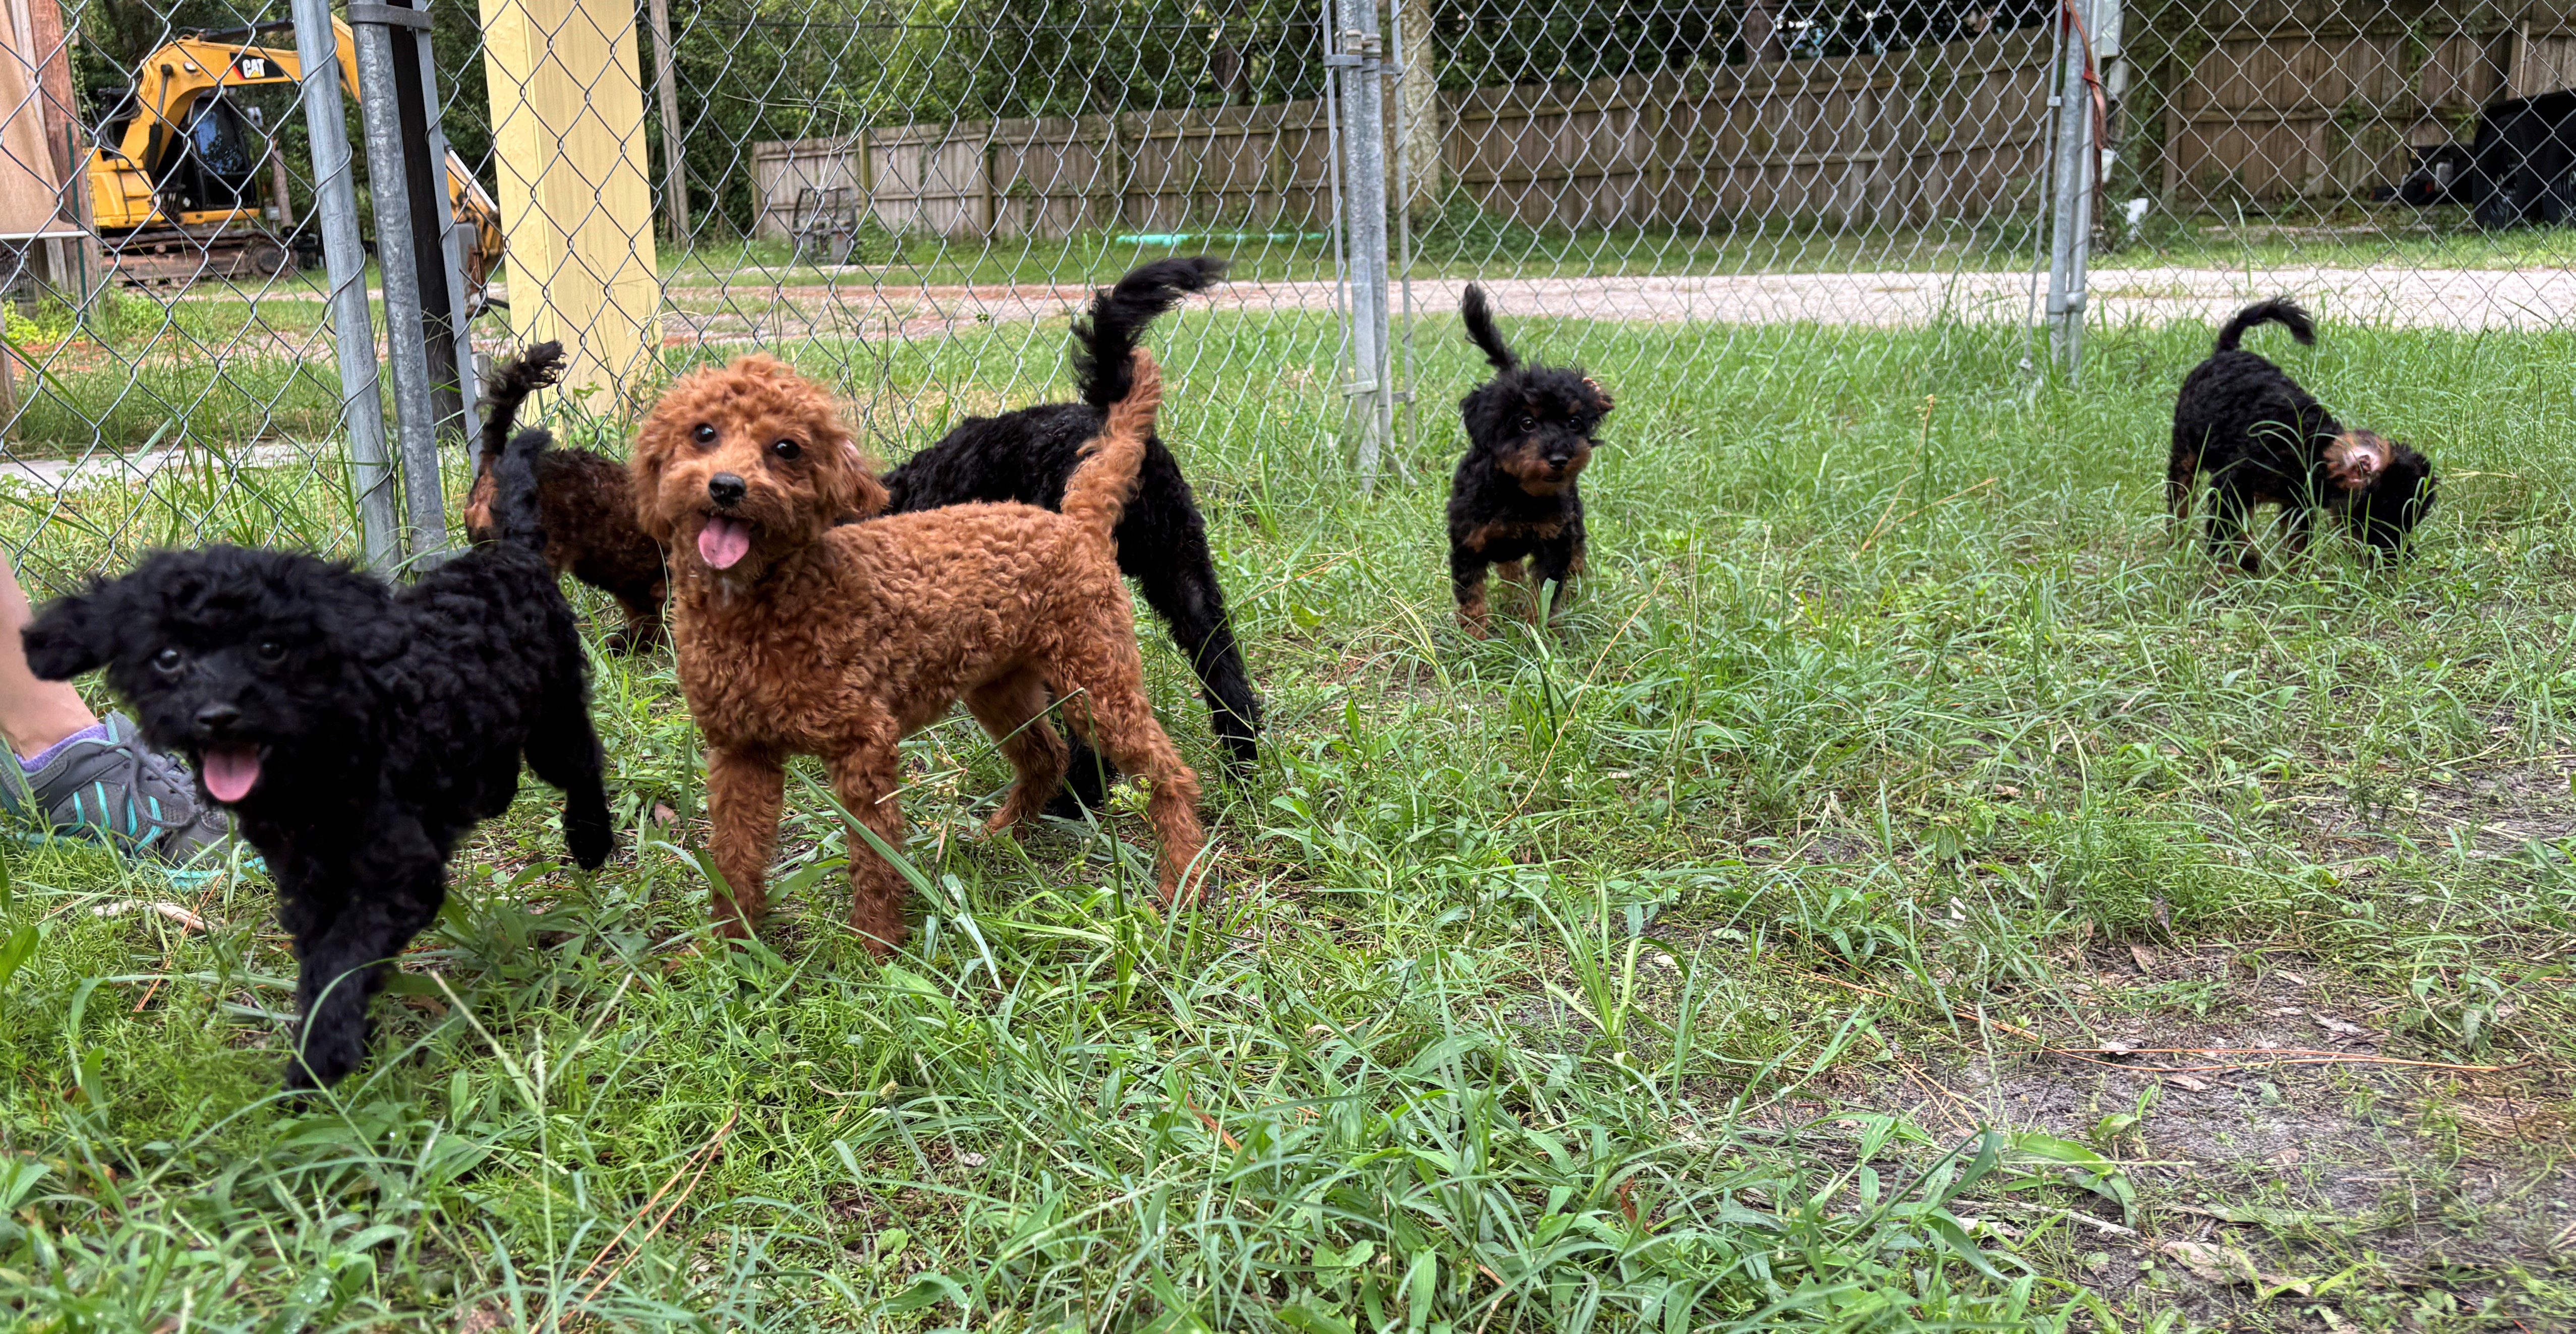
[1326,30,1382,71]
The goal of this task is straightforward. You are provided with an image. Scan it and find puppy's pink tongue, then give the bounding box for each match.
[698,516,751,569]
[200,747,260,803]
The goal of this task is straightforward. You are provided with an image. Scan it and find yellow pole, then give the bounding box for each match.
[478,0,661,410]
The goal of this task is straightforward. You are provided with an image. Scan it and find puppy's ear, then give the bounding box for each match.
[324,578,406,667]
[1582,376,1614,413]
[1458,384,1509,453]
[630,412,678,542]
[22,587,120,680]
[826,435,889,520]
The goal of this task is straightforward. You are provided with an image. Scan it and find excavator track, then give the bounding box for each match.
[103,229,294,290]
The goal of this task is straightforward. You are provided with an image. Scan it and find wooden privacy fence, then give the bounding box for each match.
[749,27,2059,241]
[753,100,1342,242]
[2142,0,2576,205]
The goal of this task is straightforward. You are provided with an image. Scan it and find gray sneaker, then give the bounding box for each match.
[2,713,233,866]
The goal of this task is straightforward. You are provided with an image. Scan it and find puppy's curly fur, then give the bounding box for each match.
[886,257,1259,808]
[1448,283,1611,636]
[2170,298,2437,571]
[462,343,669,653]
[631,346,1205,955]
[461,262,1256,804]
[24,347,614,1092]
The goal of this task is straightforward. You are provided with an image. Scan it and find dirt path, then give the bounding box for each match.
[142,264,2576,353]
[635,265,2576,348]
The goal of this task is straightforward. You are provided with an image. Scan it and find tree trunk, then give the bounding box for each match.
[1739,0,1784,62]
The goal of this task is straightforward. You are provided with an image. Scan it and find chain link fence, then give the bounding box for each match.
[0,0,2564,591]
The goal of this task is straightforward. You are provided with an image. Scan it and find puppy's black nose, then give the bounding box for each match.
[707,473,747,508]
[195,702,241,732]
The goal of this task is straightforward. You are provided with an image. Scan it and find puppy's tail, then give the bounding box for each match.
[479,341,567,477]
[2213,298,2314,353]
[1072,257,1225,409]
[478,344,565,556]
[1461,283,1517,373]
[1059,348,1163,550]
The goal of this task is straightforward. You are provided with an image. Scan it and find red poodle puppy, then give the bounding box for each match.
[631,348,1207,952]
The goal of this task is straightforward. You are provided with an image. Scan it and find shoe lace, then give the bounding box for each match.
[102,743,210,845]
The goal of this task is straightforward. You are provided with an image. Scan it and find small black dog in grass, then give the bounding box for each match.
[1447,283,1611,637]
[23,346,614,1094]
[2169,298,2436,572]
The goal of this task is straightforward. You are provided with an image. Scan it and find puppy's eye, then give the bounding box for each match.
[771,439,802,461]
[1518,414,1538,433]
[255,640,285,665]
[153,647,183,675]
[692,423,717,446]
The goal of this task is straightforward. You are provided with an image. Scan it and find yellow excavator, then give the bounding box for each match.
[86,18,503,303]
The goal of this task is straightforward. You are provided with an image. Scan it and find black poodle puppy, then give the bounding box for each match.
[883,256,1261,810]
[2170,298,2436,572]
[23,346,614,1094]
[1447,283,1612,636]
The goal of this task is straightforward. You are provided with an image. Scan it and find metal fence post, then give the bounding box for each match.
[1386,0,1418,464]
[2044,0,2098,380]
[290,0,400,573]
[348,3,447,559]
[386,0,476,443]
[410,15,485,441]
[1333,0,1390,488]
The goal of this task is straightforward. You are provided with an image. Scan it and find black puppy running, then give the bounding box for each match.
[1447,283,1612,636]
[2169,298,2436,572]
[24,347,614,1093]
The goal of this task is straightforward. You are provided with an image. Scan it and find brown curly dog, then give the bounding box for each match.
[632,347,1208,953]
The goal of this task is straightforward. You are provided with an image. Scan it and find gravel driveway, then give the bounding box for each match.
[646,263,2575,347]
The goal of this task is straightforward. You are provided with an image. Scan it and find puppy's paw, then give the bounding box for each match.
[1050,748,1114,819]
[1217,731,1260,778]
[564,805,614,871]
[280,1034,361,1095]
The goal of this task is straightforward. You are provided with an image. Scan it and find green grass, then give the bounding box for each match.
[2,313,2573,1330]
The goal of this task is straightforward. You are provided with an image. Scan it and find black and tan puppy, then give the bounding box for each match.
[23,349,614,1093]
[2170,298,2436,572]
[1448,284,1611,636]
[461,342,670,654]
